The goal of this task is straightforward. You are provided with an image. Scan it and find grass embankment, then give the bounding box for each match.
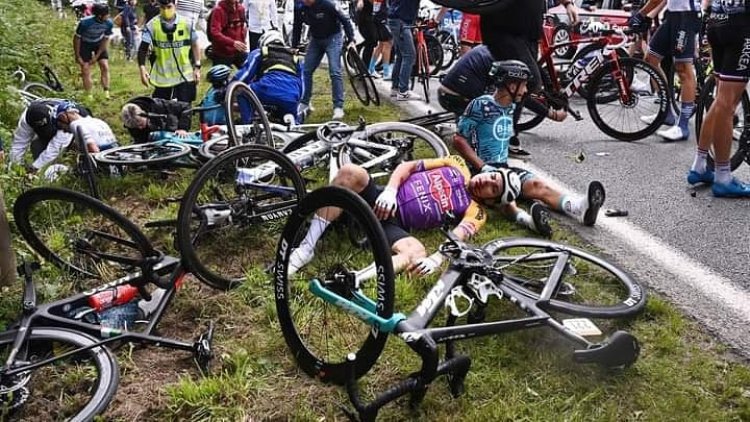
[1,1,749,421]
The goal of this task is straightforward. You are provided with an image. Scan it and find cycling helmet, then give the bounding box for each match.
[489,60,531,87]
[55,101,79,119]
[92,2,109,17]
[259,30,285,48]
[207,64,232,85]
[496,168,522,204]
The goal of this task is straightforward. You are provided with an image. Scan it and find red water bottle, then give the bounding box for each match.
[88,285,139,312]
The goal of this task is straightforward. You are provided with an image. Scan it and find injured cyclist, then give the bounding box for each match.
[287,155,522,277]
[452,60,606,236]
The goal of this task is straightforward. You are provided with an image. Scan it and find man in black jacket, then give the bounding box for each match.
[120,96,192,143]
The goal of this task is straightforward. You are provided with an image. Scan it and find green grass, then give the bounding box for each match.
[1,1,750,421]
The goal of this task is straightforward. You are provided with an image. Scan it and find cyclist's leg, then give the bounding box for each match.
[669,13,701,136]
[79,43,95,92]
[98,52,110,94]
[516,169,605,226]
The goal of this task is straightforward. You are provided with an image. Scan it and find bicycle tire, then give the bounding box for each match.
[275,186,395,385]
[21,82,56,98]
[197,136,230,161]
[694,75,750,171]
[74,126,101,199]
[551,24,576,60]
[483,238,646,318]
[177,144,307,290]
[336,122,449,173]
[13,187,157,280]
[437,30,457,70]
[344,46,371,106]
[586,57,669,142]
[94,142,191,166]
[225,81,274,148]
[425,33,444,76]
[0,327,119,422]
[516,68,554,133]
[365,69,381,106]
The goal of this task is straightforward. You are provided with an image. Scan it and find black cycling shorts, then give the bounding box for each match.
[648,11,701,62]
[80,41,109,62]
[359,178,411,246]
[373,18,393,42]
[707,14,750,82]
[437,89,470,116]
[484,33,541,92]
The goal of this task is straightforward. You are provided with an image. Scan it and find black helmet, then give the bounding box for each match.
[489,60,531,87]
[92,2,109,17]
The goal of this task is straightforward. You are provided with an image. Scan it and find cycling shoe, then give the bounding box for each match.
[530,202,552,238]
[712,178,750,198]
[686,169,714,185]
[582,181,606,226]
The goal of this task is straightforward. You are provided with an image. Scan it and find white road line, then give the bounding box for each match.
[378,83,750,323]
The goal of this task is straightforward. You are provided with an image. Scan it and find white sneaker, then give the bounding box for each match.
[396,90,421,101]
[657,125,689,141]
[390,88,398,98]
[288,247,314,275]
[369,71,382,79]
[332,107,345,121]
[640,112,675,126]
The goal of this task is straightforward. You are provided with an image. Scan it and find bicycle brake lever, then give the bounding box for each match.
[445,286,473,318]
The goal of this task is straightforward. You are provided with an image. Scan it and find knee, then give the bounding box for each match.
[333,164,369,190]
[521,178,545,197]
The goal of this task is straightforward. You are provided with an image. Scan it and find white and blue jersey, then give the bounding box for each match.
[75,16,113,44]
[457,95,515,166]
[711,0,749,14]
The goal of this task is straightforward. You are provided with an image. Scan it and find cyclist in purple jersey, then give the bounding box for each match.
[287,155,523,278]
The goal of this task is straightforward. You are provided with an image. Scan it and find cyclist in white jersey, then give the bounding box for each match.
[630,0,702,141]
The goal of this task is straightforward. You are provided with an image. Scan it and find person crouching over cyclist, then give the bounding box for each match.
[56,101,119,153]
[231,30,305,123]
[120,97,193,143]
[453,60,606,235]
[197,64,233,125]
[287,155,522,277]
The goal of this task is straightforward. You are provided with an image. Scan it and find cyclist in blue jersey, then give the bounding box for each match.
[453,60,606,234]
[285,154,537,278]
[686,0,750,196]
[74,3,113,98]
[232,30,305,123]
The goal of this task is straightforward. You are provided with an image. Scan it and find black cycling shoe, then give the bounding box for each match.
[582,181,606,227]
[530,202,552,238]
[509,136,531,157]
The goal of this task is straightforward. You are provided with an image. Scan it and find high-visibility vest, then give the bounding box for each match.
[150,17,194,87]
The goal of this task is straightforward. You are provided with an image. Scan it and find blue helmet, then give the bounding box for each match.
[207,64,232,86]
[55,101,79,119]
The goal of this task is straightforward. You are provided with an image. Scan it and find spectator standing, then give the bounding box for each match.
[143,0,160,22]
[245,0,278,51]
[293,0,355,121]
[175,0,205,30]
[355,0,378,74]
[121,0,139,61]
[370,0,392,79]
[74,3,113,99]
[137,0,202,103]
[209,0,249,68]
[387,0,420,100]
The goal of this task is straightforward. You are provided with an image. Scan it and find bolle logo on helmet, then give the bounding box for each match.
[499,169,521,204]
[505,69,528,80]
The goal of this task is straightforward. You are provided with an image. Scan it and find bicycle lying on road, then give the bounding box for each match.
[5,187,214,421]
[274,186,647,421]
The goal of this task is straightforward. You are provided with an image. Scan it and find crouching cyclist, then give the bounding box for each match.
[231,30,305,123]
[197,64,233,125]
[56,101,119,153]
[453,60,606,236]
[287,155,523,277]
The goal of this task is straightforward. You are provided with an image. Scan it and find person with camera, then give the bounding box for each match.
[120,96,193,143]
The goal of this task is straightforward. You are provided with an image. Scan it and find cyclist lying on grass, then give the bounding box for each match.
[56,101,119,153]
[452,60,606,236]
[120,96,193,143]
[287,155,536,277]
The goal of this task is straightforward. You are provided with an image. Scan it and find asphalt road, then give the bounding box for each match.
[374,78,750,358]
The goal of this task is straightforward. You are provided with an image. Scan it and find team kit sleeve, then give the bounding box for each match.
[417,155,472,178]
[457,201,487,238]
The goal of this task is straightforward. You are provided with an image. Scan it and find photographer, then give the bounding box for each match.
[120,96,192,143]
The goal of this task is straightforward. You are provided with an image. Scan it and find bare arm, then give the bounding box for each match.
[639,0,666,16]
[451,134,484,170]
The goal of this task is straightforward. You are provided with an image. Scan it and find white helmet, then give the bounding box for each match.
[259,30,285,48]
[497,168,522,204]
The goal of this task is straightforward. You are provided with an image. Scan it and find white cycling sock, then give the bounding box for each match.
[691,147,708,174]
[559,195,585,219]
[298,214,330,253]
[715,161,732,185]
[515,210,534,231]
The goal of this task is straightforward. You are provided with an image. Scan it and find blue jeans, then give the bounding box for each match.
[302,32,344,109]
[388,18,415,93]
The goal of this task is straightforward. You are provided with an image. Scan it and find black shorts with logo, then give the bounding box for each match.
[373,16,393,42]
[648,11,701,62]
[80,41,109,62]
[707,14,750,82]
[359,178,410,246]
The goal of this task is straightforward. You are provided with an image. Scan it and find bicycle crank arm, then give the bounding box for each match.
[567,106,584,121]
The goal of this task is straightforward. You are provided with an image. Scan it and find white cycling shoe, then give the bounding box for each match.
[657,125,689,142]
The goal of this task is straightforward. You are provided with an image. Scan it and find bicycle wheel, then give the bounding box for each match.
[425,33,444,76]
[337,122,449,181]
[0,327,119,422]
[13,187,157,283]
[418,45,431,103]
[177,144,306,290]
[344,46,370,106]
[694,75,750,171]
[196,136,231,161]
[551,24,576,60]
[225,81,274,148]
[516,68,554,133]
[484,238,646,318]
[573,45,630,100]
[21,82,56,99]
[94,141,191,166]
[437,30,457,70]
[275,186,394,385]
[364,69,380,106]
[587,57,669,142]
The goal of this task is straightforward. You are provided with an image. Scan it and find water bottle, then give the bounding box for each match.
[88,284,139,312]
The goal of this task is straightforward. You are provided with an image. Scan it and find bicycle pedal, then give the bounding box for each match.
[194,321,215,375]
